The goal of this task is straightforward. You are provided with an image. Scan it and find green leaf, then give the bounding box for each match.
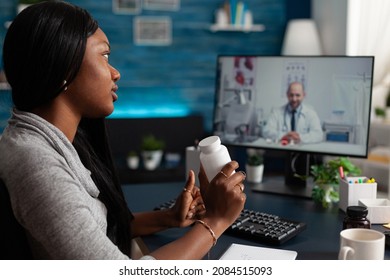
[308,157,360,209]
[141,134,165,151]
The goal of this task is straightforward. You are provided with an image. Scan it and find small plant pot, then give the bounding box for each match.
[127,156,139,170]
[245,164,264,183]
[142,150,163,170]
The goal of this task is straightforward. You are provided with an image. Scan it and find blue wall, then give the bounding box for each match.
[0,0,310,132]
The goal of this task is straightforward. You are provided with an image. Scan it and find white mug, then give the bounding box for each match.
[338,228,385,260]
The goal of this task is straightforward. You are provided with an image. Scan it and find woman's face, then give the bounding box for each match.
[66,28,120,118]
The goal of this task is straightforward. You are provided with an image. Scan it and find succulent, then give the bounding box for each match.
[141,134,165,151]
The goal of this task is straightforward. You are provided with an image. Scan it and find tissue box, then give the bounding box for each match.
[358,199,390,224]
[339,177,377,212]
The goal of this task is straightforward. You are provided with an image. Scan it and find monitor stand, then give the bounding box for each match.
[250,152,314,198]
[250,175,314,198]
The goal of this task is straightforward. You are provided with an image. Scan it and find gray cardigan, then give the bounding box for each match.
[0,109,153,260]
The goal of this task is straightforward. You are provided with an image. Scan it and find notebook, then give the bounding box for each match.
[219,243,298,260]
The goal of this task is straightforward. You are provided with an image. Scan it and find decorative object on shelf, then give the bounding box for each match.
[126,151,140,170]
[133,16,172,46]
[0,70,10,90]
[307,157,361,209]
[4,21,12,29]
[18,0,46,14]
[211,0,265,33]
[245,148,264,183]
[112,0,141,15]
[0,70,8,84]
[18,0,45,3]
[209,24,265,32]
[143,0,180,11]
[141,134,165,170]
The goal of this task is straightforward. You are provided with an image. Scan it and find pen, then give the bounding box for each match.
[339,166,344,179]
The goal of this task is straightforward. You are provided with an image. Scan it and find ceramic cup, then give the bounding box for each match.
[338,228,385,260]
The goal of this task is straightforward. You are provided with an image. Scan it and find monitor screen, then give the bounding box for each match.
[213,55,374,158]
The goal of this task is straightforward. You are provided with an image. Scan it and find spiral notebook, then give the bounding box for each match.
[219,243,298,260]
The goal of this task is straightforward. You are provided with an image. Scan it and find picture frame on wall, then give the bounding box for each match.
[143,0,180,11]
[112,0,141,14]
[134,17,172,46]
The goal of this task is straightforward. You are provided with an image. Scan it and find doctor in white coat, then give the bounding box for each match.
[263,81,323,144]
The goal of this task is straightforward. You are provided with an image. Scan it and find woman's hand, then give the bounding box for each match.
[169,170,205,228]
[147,162,246,260]
[199,161,246,227]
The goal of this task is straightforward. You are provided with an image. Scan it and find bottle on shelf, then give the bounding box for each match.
[210,1,264,32]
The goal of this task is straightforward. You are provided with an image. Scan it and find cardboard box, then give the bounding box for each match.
[358,199,390,224]
[339,177,377,212]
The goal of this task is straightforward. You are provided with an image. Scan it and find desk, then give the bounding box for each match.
[222,136,367,158]
[122,182,390,260]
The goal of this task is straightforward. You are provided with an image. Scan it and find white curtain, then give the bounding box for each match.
[347,0,390,85]
[347,0,390,109]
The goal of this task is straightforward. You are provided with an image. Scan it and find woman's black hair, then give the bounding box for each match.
[74,118,134,257]
[2,1,133,257]
[3,1,96,110]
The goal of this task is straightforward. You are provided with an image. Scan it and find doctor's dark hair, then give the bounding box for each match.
[2,1,133,257]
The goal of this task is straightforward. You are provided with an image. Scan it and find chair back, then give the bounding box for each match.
[0,179,33,259]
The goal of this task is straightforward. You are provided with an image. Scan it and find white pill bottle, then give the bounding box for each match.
[198,136,232,181]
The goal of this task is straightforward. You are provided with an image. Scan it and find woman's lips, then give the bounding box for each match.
[112,85,118,101]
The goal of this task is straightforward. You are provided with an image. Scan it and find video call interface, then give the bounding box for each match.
[213,55,374,157]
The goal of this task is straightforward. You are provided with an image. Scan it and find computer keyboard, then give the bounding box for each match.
[154,199,307,245]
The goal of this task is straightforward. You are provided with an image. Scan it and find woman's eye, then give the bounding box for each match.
[103,53,110,60]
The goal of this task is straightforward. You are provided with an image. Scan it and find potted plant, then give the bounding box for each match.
[126,150,139,170]
[245,149,264,183]
[140,134,165,170]
[309,157,361,209]
[375,107,385,120]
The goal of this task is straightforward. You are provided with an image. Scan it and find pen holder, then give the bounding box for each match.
[339,177,377,212]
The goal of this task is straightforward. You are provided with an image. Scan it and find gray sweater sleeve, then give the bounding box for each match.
[0,111,155,260]
[7,145,132,259]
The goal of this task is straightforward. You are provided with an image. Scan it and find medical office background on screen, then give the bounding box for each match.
[212,55,374,158]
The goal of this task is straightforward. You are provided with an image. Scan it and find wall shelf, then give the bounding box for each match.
[210,24,265,33]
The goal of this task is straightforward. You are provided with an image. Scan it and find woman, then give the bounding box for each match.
[0,1,246,259]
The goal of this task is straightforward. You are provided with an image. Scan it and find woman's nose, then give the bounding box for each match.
[111,65,121,82]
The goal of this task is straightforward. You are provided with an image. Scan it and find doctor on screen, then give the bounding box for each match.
[263,81,323,144]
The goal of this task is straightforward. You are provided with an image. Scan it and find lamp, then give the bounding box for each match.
[281,19,323,55]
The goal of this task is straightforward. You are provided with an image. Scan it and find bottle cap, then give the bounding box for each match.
[198,136,221,154]
[346,206,368,218]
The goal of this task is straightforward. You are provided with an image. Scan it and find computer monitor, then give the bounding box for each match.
[212,55,374,197]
